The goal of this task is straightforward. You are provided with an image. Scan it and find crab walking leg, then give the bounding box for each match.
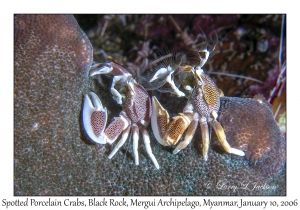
[132,124,139,166]
[108,124,131,159]
[90,62,113,74]
[173,118,198,154]
[150,66,185,97]
[142,128,160,169]
[210,111,245,156]
[90,64,129,104]
[199,117,210,161]
[209,120,245,157]
[165,73,185,97]
[110,75,127,104]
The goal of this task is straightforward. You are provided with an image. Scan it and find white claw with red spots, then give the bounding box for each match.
[82,92,107,144]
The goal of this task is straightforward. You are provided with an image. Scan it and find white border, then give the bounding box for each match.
[2,1,298,209]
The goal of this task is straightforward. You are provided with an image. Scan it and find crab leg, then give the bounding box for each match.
[90,63,130,104]
[82,92,107,144]
[90,62,113,75]
[199,117,210,161]
[150,66,185,97]
[173,118,199,154]
[209,110,245,156]
[132,124,139,165]
[209,120,245,157]
[142,128,160,169]
[110,75,127,104]
[164,73,185,97]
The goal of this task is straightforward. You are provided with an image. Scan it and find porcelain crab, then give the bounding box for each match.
[82,62,159,169]
[150,48,246,160]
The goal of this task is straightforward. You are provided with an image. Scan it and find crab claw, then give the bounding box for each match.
[151,96,170,146]
[82,92,107,144]
[89,63,113,76]
[151,96,193,146]
[150,66,173,82]
[150,66,185,97]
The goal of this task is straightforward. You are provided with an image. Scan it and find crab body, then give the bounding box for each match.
[82,62,159,169]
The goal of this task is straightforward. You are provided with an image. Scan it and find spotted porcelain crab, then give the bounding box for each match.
[82,62,159,169]
[150,48,246,160]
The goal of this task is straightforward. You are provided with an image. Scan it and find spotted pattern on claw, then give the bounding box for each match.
[91,111,106,137]
[191,73,221,118]
[104,117,126,140]
[165,113,193,145]
[125,84,151,124]
[203,85,219,107]
[202,74,220,108]
[158,115,168,139]
[165,117,186,145]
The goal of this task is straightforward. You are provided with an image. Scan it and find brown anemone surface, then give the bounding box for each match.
[14,14,286,196]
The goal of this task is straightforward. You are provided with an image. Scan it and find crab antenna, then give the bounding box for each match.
[278,14,285,73]
[208,72,264,84]
[168,15,183,33]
